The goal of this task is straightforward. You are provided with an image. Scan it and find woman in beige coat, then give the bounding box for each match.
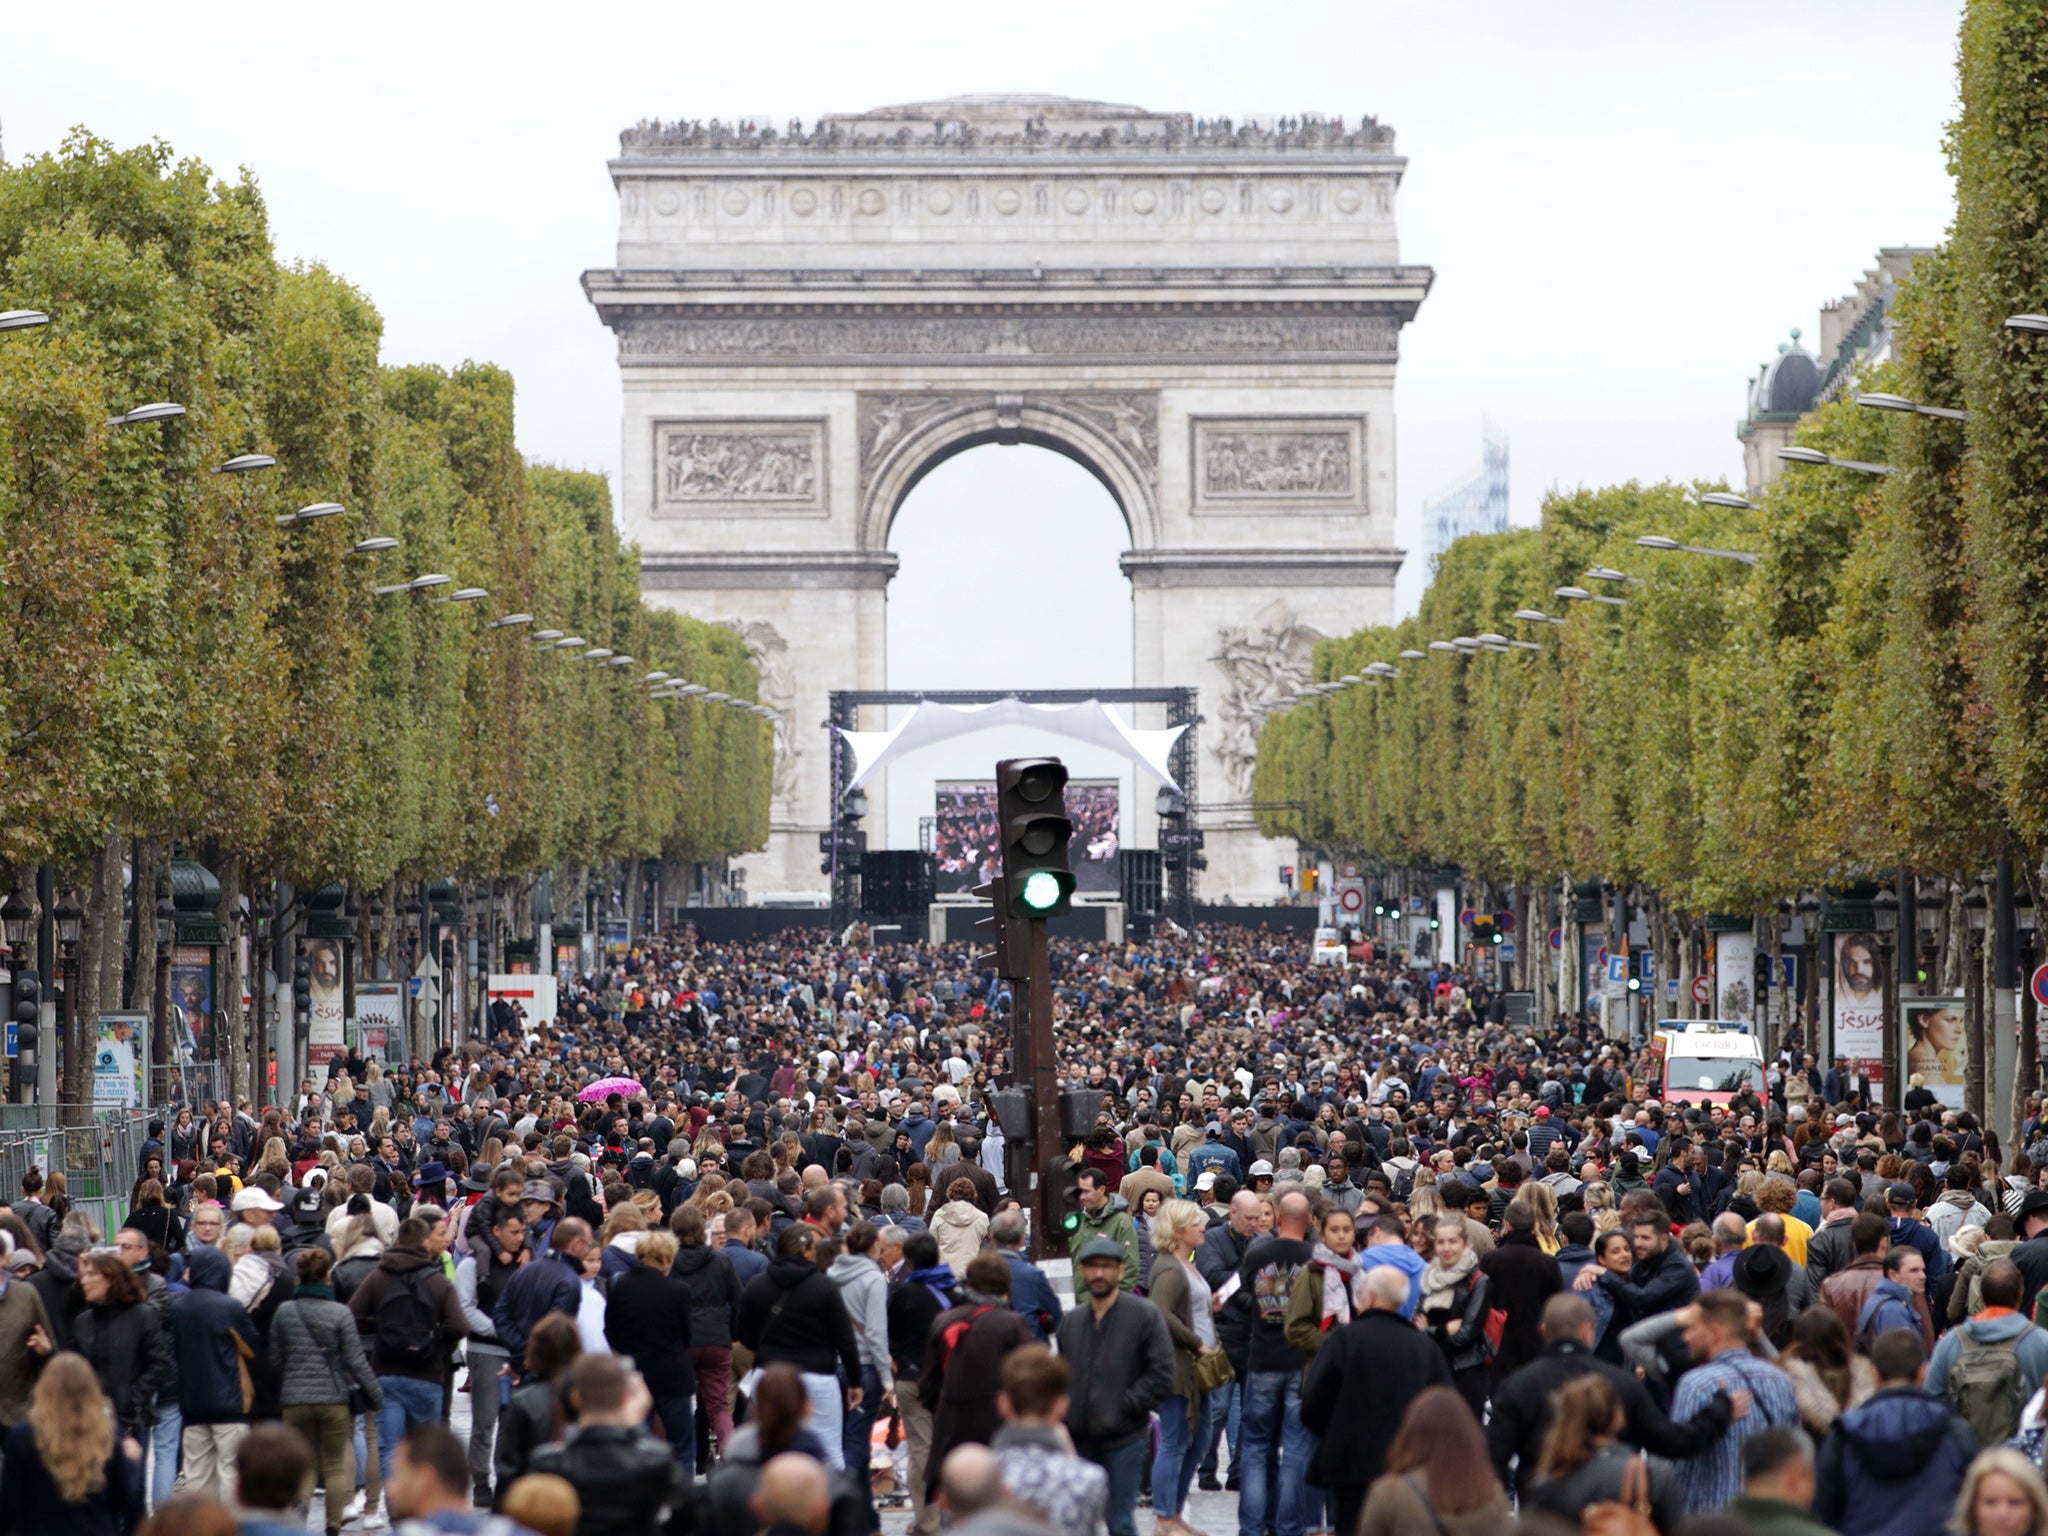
[930,1177,990,1276]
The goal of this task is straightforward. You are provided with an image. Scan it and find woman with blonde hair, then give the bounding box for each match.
[0,1351,145,1528]
[1581,1180,1619,1234]
[597,1202,649,1281]
[1147,1198,1226,1535]
[1511,1183,1562,1255]
[257,1137,292,1183]
[1954,1447,2048,1536]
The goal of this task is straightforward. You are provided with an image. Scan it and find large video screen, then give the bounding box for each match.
[934,782,1000,895]
[934,779,1121,896]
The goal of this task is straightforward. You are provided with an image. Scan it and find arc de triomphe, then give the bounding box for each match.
[584,95,1431,901]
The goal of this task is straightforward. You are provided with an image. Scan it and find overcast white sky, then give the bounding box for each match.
[3,1,1962,845]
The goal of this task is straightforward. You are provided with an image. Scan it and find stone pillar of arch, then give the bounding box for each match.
[585,96,1431,901]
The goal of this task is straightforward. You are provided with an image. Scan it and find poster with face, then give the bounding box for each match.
[1832,932,1886,1088]
[94,1012,146,1110]
[168,946,215,1064]
[305,938,346,1068]
[1903,997,1967,1109]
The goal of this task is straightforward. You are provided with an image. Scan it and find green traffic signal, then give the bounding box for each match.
[1019,869,1065,912]
[1062,1210,1081,1233]
[1626,976,1641,992]
[1491,931,1503,945]
[1429,917,1441,930]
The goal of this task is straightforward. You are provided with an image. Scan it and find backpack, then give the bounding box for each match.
[372,1266,442,1372]
[1952,1330,2028,1448]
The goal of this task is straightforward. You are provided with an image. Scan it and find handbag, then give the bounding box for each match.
[1482,1306,1507,1354]
[1581,1452,1657,1536]
[1194,1345,1235,1392]
[230,1329,256,1415]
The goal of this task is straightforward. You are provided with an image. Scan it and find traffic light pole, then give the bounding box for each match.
[1016,916,1064,1259]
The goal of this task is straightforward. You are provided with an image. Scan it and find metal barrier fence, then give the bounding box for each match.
[150,1062,225,1115]
[0,1106,146,1241]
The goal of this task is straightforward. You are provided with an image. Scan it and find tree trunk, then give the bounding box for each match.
[68,834,122,1123]
[217,855,247,1106]
[128,838,158,1014]
[1967,916,1988,1123]
[100,842,124,1025]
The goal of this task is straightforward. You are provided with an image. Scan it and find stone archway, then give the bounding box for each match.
[585,95,1431,899]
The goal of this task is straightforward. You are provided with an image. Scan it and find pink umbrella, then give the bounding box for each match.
[578,1076,645,1103]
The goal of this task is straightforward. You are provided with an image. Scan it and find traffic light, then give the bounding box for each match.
[1302,868,1319,892]
[996,758,1074,919]
[1627,950,1644,992]
[1429,914,1441,930]
[1753,950,1772,990]
[972,878,1030,976]
[1472,915,1498,948]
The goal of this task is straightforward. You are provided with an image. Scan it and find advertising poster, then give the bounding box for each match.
[1903,997,1967,1109]
[933,781,999,896]
[603,920,631,960]
[488,975,557,1040]
[94,1011,147,1110]
[168,945,215,1064]
[354,983,403,1064]
[1582,929,1608,1005]
[305,938,347,1069]
[1715,931,1756,1028]
[1832,931,1887,1088]
[556,942,579,982]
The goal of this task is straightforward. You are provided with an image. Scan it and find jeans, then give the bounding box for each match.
[375,1375,446,1481]
[1086,1436,1150,1536]
[1199,1376,1243,1479]
[689,1345,735,1457]
[801,1371,846,1471]
[842,1364,883,1528]
[1153,1387,1218,1518]
[283,1404,355,1536]
[1237,1370,1315,1536]
[149,1399,182,1509]
[654,1394,697,1475]
[468,1344,509,1499]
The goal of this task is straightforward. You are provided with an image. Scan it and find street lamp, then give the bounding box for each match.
[51,894,82,949]
[1513,609,1566,625]
[643,672,672,684]
[276,502,346,526]
[530,630,565,643]
[217,453,276,474]
[1857,392,1969,422]
[1555,585,1627,607]
[553,636,587,649]
[1398,649,1428,660]
[488,613,533,630]
[1701,492,1755,510]
[1427,640,1459,652]
[608,656,636,668]
[1584,566,1636,585]
[107,402,186,427]
[580,647,615,662]
[0,893,31,952]
[439,587,489,604]
[1777,446,1892,476]
[346,536,399,556]
[1635,535,1760,566]
[2006,314,2048,334]
[0,310,50,332]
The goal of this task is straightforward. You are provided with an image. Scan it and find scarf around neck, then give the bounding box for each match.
[1313,1242,1365,1327]
[1420,1244,1478,1316]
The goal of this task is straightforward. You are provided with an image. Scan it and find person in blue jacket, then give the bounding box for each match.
[991,1210,1064,1340]
[1815,1327,1977,1536]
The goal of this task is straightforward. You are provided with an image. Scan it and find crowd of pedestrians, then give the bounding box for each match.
[0,922,2045,1536]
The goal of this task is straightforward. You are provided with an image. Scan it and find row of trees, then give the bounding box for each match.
[1254,0,2045,995]
[0,133,770,1096]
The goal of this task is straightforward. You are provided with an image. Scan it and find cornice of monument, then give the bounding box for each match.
[614,96,1401,168]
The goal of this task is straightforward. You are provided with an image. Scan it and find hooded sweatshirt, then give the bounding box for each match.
[827,1251,894,1380]
[931,1198,991,1278]
[1813,1386,1978,1536]
[735,1254,862,1379]
[167,1245,258,1424]
[1926,1309,2048,1405]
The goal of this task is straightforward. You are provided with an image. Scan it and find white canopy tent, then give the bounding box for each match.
[833,697,1187,793]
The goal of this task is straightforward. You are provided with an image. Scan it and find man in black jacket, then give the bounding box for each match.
[1056,1238,1175,1536]
[530,1353,692,1536]
[1301,1265,1453,1536]
[1194,1190,1260,1490]
[735,1225,864,1470]
[1487,1293,1741,1490]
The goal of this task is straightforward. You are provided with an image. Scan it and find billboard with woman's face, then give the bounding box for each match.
[1903,997,1967,1109]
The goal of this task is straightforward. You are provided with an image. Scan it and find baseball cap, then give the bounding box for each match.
[1249,1160,1275,1178]
[230,1187,283,1213]
[1195,1171,1218,1192]
[1076,1237,1126,1264]
[1885,1182,1917,1209]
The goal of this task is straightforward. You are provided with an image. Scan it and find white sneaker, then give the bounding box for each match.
[362,1497,390,1530]
[340,1492,366,1523]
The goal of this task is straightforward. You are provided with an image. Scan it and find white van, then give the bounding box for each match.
[1650,1020,1766,1107]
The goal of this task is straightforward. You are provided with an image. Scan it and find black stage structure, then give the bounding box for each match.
[825,688,1200,934]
